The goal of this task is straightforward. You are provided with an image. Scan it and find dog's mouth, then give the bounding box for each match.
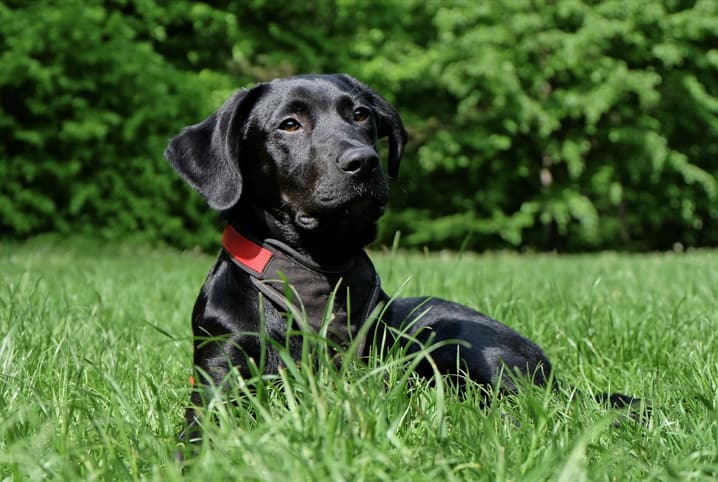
[294,196,386,232]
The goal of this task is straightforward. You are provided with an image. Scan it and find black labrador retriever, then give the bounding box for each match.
[166,74,637,441]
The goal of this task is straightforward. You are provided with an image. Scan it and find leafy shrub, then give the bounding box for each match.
[0,1,222,248]
[381,0,718,251]
[1,0,717,252]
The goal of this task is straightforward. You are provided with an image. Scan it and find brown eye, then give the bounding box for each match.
[353,107,369,122]
[279,118,301,131]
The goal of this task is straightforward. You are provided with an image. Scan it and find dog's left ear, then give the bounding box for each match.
[164,85,267,210]
[336,74,408,179]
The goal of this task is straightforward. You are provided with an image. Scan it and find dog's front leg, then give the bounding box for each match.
[178,258,290,451]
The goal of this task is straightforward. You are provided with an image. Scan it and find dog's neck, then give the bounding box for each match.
[220,222,384,350]
[224,205,372,267]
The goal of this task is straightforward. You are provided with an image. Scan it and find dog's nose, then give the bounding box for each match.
[337,147,380,176]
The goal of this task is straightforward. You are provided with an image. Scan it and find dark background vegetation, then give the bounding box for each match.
[2,0,717,252]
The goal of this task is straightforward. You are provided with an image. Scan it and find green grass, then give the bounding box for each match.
[1,237,717,481]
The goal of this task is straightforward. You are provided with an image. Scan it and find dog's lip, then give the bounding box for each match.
[295,197,386,231]
[296,214,320,230]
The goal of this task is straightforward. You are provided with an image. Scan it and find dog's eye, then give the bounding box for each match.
[353,107,370,122]
[278,118,301,131]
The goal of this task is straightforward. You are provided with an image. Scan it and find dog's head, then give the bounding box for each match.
[165,74,407,250]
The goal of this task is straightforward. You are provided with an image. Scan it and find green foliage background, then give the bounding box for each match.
[2,0,717,251]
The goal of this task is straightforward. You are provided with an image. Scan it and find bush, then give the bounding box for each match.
[0,1,223,249]
[2,0,717,252]
[380,0,718,251]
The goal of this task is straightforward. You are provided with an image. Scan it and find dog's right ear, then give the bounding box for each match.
[164,86,266,210]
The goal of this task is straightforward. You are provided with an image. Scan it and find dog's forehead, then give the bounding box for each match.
[262,76,363,111]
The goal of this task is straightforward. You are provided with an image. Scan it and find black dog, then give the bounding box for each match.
[166,74,634,441]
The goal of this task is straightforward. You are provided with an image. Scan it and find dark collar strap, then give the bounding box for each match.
[220,224,384,350]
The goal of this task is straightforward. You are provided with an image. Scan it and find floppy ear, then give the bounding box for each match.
[164,85,266,210]
[370,93,408,179]
[336,74,408,179]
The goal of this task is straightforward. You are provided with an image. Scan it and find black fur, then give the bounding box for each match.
[165,74,640,447]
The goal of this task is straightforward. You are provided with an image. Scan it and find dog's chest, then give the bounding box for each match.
[222,225,383,348]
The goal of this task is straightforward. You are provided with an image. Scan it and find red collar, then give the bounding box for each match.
[221,225,273,274]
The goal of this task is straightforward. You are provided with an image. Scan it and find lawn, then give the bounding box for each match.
[1,237,716,481]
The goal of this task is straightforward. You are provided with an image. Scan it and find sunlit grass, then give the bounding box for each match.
[1,237,716,480]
